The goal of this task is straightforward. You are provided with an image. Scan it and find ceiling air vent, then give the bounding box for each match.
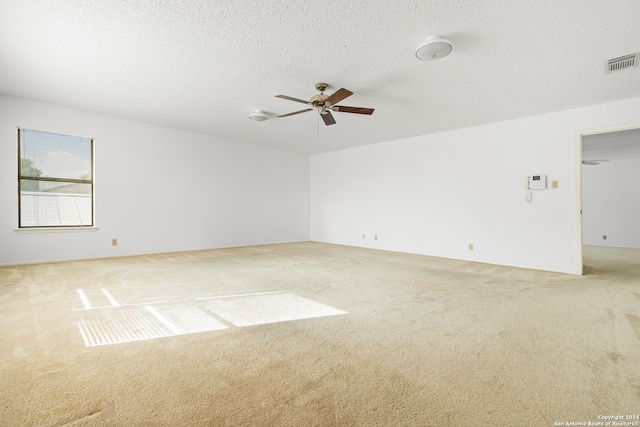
[607,53,637,73]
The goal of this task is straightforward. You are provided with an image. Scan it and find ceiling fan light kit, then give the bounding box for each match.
[415,36,452,61]
[275,83,374,126]
[248,110,269,122]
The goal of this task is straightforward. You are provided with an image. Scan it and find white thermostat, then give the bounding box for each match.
[526,175,546,190]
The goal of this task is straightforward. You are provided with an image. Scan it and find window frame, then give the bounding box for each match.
[17,127,95,229]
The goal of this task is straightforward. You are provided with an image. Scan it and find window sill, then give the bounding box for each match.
[15,227,99,234]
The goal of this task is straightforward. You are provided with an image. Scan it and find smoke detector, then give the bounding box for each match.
[415,36,453,61]
[606,53,637,73]
[249,110,269,122]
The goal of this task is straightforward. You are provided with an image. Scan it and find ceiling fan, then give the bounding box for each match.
[276,83,374,126]
[582,159,609,165]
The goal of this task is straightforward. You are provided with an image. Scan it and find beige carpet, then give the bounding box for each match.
[1,242,639,426]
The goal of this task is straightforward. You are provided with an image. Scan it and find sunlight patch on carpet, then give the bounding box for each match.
[204,292,347,327]
[78,306,228,347]
[77,292,347,347]
[79,308,174,346]
[147,305,228,335]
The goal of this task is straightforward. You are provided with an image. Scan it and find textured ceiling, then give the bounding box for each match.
[1,0,639,155]
[583,128,640,162]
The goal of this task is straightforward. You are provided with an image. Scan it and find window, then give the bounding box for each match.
[18,128,94,228]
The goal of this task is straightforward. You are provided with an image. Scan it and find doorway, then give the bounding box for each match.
[577,122,640,274]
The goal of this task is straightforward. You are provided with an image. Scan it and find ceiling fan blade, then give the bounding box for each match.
[334,106,374,115]
[278,108,314,117]
[325,88,353,105]
[275,95,311,105]
[321,111,336,126]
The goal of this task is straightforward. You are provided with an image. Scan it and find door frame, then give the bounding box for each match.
[576,121,640,274]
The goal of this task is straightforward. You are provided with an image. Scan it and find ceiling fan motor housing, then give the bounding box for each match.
[310,93,328,106]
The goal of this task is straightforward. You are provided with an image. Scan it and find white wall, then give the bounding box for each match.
[0,95,310,265]
[311,97,640,274]
[582,158,640,248]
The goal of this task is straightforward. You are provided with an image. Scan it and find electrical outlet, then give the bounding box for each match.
[551,180,558,189]
[112,239,118,246]
[362,234,365,239]
[468,243,474,250]
[374,235,378,240]
[603,235,607,240]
